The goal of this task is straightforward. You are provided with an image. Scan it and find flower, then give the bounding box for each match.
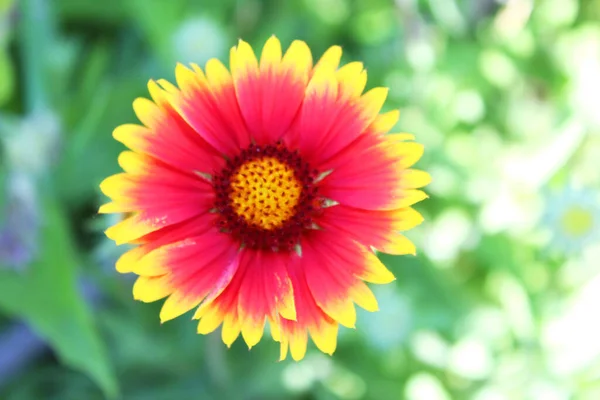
[99,36,430,361]
[0,110,60,271]
[541,184,600,254]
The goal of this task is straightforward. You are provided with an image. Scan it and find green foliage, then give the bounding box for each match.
[0,196,117,398]
[1,0,599,399]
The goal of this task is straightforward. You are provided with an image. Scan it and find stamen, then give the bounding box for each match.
[212,143,322,251]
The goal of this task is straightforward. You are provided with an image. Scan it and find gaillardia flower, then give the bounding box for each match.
[99,37,430,361]
[541,184,600,255]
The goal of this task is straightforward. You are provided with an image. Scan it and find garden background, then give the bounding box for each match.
[1,0,600,399]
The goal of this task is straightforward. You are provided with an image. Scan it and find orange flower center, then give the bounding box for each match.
[213,142,322,251]
[229,157,303,230]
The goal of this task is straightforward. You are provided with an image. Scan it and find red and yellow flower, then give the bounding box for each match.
[99,36,430,361]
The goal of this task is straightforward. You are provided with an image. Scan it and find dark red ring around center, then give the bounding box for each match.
[212,142,322,251]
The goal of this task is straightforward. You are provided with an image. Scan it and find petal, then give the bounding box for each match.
[308,319,338,356]
[191,250,245,337]
[127,228,240,324]
[260,35,283,69]
[277,252,340,360]
[336,62,367,100]
[113,213,218,274]
[160,289,204,323]
[116,82,224,175]
[100,153,214,205]
[285,66,339,156]
[317,205,424,252]
[289,327,308,361]
[400,169,432,189]
[117,151,149,175]
[99,155,215,244]
[156,231,239,324]
[101,195,211,246]
[396,189,430,208]
[385,141,425,169]
[230,39,259,75]
[197,303,227,334]
[316,87,388,163]
[357,251,396,284]
[385,132,415,142]
[132,97,160,128]
[368,110,400,135]
[236,250,297,349]
[318,136,428,211]
[131,246,170,276]
[231,37,312,144]
[282,40,313,76]
[169,63,250,157]
[192,251,242,321]
[300,233,364,328]
[241,317,265,349]
[133,275,173,302]
[349,280,378,312]
[165,233,239,303]
[193,254,248,338]
[203,59,251,151]
[105,213,164,246]
[221,308,242,347]
[289,69,389,169]
[312,45,342,76]
[318,87,388,164]
[376,234,417,255]
[115,246,146,274]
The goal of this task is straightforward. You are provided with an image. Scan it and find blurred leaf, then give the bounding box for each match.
[381,254,468,331]
[0,169,6,225]
[57,78,141,205]
[0,0,15,12]
[127,0,185,66]
[71,42,111,120]
[0,196,118,398]
[55,0,128,24]
[18,0,53,112]
[0,51,14,106]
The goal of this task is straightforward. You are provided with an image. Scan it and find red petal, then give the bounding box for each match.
[316,205,423,251]
[172,64,251,157]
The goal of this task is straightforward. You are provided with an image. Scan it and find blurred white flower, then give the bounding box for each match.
[172,16,227,67]
[405,372,451,400]
[555,25,600,129]
[541,184,600,255]
[0,109,60,270]
[543,272,600,377]
[448,337,494,380]
[281,353,333,393]
[2,109,61,176]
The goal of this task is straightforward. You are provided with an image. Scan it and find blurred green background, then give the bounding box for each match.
[1,0,600,399]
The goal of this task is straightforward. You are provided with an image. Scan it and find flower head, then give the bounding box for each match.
[541,184,600,254]
[99,36,430,361]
